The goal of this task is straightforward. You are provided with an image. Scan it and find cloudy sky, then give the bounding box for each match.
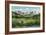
[11,6,40,13]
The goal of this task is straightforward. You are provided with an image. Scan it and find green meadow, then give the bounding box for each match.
[12,14,40,28]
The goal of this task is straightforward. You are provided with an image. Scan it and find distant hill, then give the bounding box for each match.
[12,11,40,18]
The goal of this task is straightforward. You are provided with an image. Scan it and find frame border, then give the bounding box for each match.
[5,1,45,35]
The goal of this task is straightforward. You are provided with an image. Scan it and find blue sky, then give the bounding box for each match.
[11,6,40,12]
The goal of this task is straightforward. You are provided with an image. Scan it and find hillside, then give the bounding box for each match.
[12,11,40,18]
[12,11,40,28]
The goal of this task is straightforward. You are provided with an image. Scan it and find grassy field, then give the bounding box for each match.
[12,17,40,28]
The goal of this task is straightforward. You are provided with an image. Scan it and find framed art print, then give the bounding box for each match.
[5,1,45,35]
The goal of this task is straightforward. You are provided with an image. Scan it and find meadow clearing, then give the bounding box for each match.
[12,17,40,28]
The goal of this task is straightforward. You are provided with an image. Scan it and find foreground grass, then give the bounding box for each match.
[12,17,40,28]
